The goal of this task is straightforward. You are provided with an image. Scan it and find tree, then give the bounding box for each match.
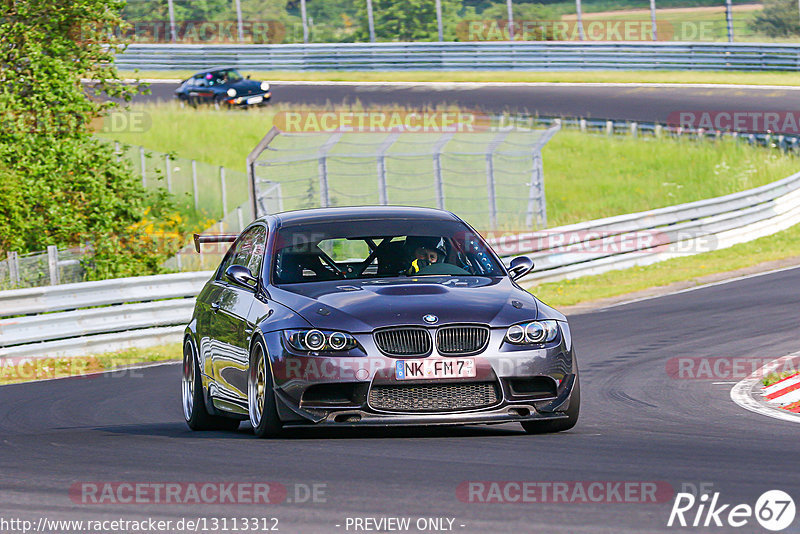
[354,0,464,41]
[0,0,185,279]
[749,0,800,37]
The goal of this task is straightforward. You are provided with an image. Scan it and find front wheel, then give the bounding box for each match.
[521,375,580,434]
[182,338,240,431]
[248,339,283,438]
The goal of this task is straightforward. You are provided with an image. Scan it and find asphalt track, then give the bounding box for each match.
[138,80,800,122]
[2,266,799,533]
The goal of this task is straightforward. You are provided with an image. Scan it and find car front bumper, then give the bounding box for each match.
[263,327,578,428]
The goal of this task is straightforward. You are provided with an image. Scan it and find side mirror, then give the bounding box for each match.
[508,256,534,281]
[226,264,257,288]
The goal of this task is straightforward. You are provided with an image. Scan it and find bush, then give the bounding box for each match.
[749,0,800,37]
[0,0,190,280]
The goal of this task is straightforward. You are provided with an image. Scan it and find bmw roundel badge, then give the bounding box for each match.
[423,314,438,324]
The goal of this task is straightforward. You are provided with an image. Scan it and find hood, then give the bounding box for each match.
[268,277,543,332]
[228,79,266,95]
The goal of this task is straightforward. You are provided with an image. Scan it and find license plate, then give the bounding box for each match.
[246,96,263,105]
[395,359,475,380]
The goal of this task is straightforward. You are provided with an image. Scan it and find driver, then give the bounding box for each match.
[406,237,447,275]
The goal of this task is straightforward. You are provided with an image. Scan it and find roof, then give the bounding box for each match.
[266,206,459,226]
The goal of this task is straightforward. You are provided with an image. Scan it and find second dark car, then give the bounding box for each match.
[174,67,271,108]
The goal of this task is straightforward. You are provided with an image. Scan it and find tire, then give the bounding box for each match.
[248,338,283,438]
[521,375,580,434]
[182,338,240,432]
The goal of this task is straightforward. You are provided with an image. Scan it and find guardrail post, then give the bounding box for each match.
[47,246,60,286]
[237,206,245,232]
[655,124,662,137]
[605,120,613,136]
[139,147,146,188]
[165,154,173,193]
[191,160,199,211]
[579,119,587,132]
[220,167,228,218]
[630,122,638,137]
[8,252,19,286]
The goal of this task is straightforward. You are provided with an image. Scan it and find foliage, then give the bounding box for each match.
[749,0,800,37]
[353,0,466,41]
[0,0,188,279]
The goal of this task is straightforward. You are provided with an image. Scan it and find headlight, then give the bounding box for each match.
[505,320,559,345]
[227,88,237,97]
[284,329,357,352]
[260,81,270,91]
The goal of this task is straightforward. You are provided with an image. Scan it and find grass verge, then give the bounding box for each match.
[762,371,799,387]
[0,343,181,386]
[531,222,800,308]
[124,70,800,87]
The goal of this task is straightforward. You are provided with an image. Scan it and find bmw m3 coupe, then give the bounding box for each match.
[182,206,580,437]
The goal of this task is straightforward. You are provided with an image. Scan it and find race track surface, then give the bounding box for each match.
[1,266,799,533]
[138,81,800,122]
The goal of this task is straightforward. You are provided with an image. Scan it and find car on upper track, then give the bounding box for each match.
[174,67,271,108]
[182,206,579,437]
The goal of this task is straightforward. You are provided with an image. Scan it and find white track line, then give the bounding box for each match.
[599,263,800,311]
[730,352,800,424]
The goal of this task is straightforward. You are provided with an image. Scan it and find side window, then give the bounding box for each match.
[195,76,208,88]
[217,226,267,286]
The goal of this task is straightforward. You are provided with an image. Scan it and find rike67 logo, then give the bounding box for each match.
[668,490,796,531]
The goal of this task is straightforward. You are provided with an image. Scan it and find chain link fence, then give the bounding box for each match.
[0,247,87,291]
[249,125,560,232]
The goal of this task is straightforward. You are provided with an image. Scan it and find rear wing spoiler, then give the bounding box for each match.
[193,233,238,253]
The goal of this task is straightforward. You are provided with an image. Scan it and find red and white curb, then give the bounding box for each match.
[763,372,800,413]
[731,351,800,423]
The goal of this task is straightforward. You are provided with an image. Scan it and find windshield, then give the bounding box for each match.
[205,69,244,85]
[272,219,505,284]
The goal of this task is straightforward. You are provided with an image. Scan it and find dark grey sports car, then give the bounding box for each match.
[182,206,579,437]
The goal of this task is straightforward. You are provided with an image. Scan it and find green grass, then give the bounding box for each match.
[0,344,181,385]
[532,221,800,308]
[762,370,799,387]
[125,70,800,86]
[102,102,800,228]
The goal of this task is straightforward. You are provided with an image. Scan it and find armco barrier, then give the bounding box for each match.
[3,168,800,359]
[494,170,800,285]
[115,42,800,71]
[0,272,212,359]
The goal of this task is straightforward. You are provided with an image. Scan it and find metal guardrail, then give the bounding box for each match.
[116,42,800,71]
[0,272,212,359]
[493,170,800,285]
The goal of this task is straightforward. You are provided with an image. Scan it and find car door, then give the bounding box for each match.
[209,225,267,406]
